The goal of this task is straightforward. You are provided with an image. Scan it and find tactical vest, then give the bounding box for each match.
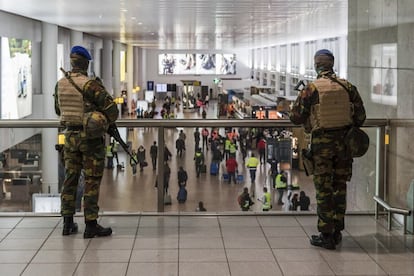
[310,77,353,131]
[57,73,90,126]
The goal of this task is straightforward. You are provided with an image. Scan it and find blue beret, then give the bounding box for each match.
[314,49,334,59]
[71,46,92,60]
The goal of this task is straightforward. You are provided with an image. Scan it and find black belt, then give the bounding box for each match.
[67,125,83,131]
[312,127,349,136]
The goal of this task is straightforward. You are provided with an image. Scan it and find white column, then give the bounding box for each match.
[41,22,59,194]
[70,31,83,47]
[127,44,134,113]
[102,40,113,95]
[113,41,121,98]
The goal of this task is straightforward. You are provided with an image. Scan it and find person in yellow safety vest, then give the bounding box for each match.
[224,138,231,160]
[111,140,119,166]
[246,153,260,183]
[275,171,288,205]
[260,187,272,211]
[106,144,114,169]
[229,141,237,158]
[169,111,175,119]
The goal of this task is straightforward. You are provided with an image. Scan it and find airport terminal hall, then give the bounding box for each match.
[1,0,414,275]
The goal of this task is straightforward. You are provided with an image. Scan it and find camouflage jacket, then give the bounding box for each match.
[289,71,366,133]
[54,70,119,124]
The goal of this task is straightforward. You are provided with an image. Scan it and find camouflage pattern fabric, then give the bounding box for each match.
[312,128,352,233]
[289,70,366,235]
[55,69,118,222]
[61,133,105,221]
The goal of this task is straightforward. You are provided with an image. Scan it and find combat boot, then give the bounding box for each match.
[62,216,78,236]
[84,220,112,239]
[333,230,342,245]
[310,233,335,250]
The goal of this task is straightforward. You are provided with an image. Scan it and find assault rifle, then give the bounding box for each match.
[107,124,137,165]
[294,79,306,91]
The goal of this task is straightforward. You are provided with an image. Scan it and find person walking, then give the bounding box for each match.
[257,137,266,164]
[225,156,238,184]
[105,142,114,169]
[290,49,366,250]
[176,137,185,158]
[177,166,188,187]
[55,45,118,238]
[150,141,158,171]
[130,149,138,175]
[275,171,287,205]
[137,145,146,172]
[246,153,259,183]
[194,128,201,151]
[201,128,209,151]
[194,147,205,178]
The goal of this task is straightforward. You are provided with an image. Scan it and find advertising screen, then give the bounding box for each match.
[1,37,32,119]
[158,53,236,75]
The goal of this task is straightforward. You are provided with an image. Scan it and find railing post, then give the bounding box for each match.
[157,127,165,212]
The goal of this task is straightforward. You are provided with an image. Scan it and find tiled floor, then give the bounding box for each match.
[0,214,413,276]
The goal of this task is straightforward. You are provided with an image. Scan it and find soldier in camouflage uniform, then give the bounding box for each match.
[54,46,119,238]
[289,49,366,250]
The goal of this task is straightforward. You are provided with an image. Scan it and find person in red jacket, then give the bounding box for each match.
[225,156,238,184]
[257,138,266,164]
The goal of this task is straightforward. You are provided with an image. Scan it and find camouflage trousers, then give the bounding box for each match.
[311,130,353,234]
[61,131,105,222]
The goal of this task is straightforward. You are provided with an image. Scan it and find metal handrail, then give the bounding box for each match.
[0,118,388,128]
[373,195,412,234]
[0,118,388,212]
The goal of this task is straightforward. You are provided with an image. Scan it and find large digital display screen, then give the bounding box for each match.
[158,53,236,75]
[1,37,32,119]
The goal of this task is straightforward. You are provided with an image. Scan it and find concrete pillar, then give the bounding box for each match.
[41,22,59,194]
[113,41,121,97]
[127,44,134,113]
[70,31,83,47]
[102,40,113,95]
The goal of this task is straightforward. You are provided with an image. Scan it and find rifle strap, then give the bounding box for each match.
[64,71,84,95]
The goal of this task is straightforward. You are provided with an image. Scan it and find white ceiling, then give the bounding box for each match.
[0,0,348,50]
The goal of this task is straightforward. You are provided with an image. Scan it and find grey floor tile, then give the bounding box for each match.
[81,249,131,263]
[32,249,84,263]
[328,260,387,275]
[226,248,275,262]
[130,249,178,262]
[22,263,77,276]
[0,263,26,276]
[229,261,283,276]
[179,248,227,262]
[126,262,177,276]
[75,262,128,276]
[0,250,37,263]
[179,262,230,276]
[278,260,334,275]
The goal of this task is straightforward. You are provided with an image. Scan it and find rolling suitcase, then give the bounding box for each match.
[210,162,219,175]
[164,193,172,205]
[222,173,229,182]
[236,174,244,184]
